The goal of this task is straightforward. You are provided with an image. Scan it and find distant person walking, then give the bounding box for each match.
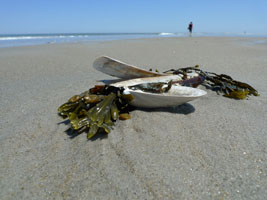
[188,22,193,36]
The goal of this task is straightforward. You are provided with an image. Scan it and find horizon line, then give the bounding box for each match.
[1,31,267,35]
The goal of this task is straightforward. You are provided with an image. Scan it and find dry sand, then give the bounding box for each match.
[0,37,266,199]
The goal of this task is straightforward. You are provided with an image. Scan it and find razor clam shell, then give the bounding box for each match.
[93,56,165,79]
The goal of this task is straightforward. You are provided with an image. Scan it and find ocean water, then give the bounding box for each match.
[0,33,171,48]
[0,32,266,48]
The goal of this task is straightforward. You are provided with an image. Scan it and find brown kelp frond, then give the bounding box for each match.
[163,65,259,99]
[58,85,133,139]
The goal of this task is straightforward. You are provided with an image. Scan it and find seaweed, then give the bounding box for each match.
[164,65,259,99]
[58,85,133,139]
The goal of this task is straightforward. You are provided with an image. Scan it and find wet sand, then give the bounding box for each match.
[0,37,266,199]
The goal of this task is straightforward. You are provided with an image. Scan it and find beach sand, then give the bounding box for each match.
[0,37,266,199]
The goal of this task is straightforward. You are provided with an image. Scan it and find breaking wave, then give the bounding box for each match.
[159,32,175,36]
[0,35,89,41]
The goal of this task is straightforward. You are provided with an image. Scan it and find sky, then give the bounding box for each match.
[0,0,266,34]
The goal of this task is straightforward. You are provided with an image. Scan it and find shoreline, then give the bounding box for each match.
[1,34,267,48]
[0,37,266,199]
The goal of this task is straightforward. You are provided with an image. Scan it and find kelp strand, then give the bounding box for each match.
[58,86,133,139]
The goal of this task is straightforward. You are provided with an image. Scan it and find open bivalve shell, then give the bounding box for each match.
[94,56,207,108]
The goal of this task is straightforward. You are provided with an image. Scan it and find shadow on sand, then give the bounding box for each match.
[58,118,108,140]
[135,103,195,115]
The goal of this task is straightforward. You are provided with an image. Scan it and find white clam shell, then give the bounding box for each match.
[125,86,206,108]
[112,76,206,108]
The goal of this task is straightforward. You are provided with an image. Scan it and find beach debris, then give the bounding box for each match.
[58,78,207,138]
[93,56,259,99]
[58,56,259,139]
[58,77,207,138]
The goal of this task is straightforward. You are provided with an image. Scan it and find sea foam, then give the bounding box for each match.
[159,32,175,36]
